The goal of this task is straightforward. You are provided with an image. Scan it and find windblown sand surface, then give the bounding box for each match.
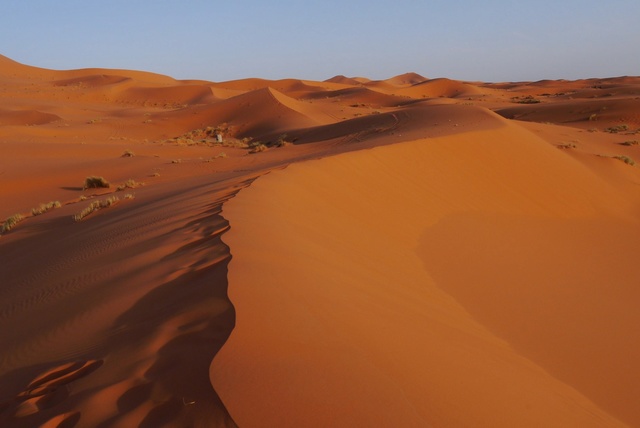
[1,54,639,427]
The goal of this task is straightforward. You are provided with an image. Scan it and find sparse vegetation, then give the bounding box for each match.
[613,155,636,166]
[606,124,629,133]
[274,134,292,147]
[557,143,577,149]
[151,172,161,177]
[171,159,181,164]
[122,150,135,157]
[73,196,120,222]
[165,125,251,149]
[248,142,268,154]
[205,152,228,162]
[512,95,541,104]
[620,140,639,146]
[116,179,143,191]
[83,176,110,189]
[2,214,25,234]
[588,113,598,121]
[123,193,135,200]
[32,201,62,216]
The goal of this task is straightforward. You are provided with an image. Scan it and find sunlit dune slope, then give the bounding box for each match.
[213,114,640,427]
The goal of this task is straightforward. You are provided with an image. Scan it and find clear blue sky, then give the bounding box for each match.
[1,0,638,82]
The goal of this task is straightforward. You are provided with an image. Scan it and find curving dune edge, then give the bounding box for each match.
[214,123,640,427]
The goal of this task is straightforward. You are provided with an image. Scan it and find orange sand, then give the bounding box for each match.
[1,54,639,427]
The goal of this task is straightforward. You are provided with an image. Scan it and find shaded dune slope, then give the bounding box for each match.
[403,77,482,98]
[158,87,337,139]
[0,109,61,126]
[0,174,250,427]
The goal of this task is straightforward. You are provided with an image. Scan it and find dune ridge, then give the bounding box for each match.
[1,54,639,426]
[212,116,640,427]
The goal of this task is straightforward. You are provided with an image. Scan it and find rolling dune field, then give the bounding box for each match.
[1,54,639,427]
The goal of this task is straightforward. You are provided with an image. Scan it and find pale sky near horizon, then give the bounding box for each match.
[1,0,638,83]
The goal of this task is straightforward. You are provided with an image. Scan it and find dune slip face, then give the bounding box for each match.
[1,54,640,426]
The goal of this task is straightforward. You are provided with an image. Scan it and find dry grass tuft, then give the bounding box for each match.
[116,179,143,191]
[613,155,636,166]
[2,214,25,234]
[557,143,577,149]
[73,196,120,222]
[122,150,135,157]
[606,124,629,133]
[249,142,268,154]
[32,201,62,216]
[512,95,541,104]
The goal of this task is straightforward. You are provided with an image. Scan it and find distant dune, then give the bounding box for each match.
[1,55,639,427]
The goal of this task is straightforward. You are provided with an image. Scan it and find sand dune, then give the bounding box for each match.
[0,109,61,126]
[325,75,366,86]
[212,113,639,427]
[1,55,639,427]
[120,84,215,106]
[384,71,428,86]
[154,86,339,141]
[53,74,133,88]
[398,77,483,98]
[302,86,411,108]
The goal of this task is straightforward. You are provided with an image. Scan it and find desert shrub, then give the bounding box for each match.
[122,150,135,157]
[32,201,62,216]
[216,152,227,158]
[606,124,629,133]
[73,196,120,222]
[116,179,143,191]
[83,176,110,189]
[620,140,639,146]
[557,143,577,149]
[588,113,598,121]
[123,193,135,200]
[513,95,540,104]
[171,159,181,164]
[274,134,292,147]
[175,138,195,146]
[613,155,635,166]
[249,143,268,154]
[2,214,25,234]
